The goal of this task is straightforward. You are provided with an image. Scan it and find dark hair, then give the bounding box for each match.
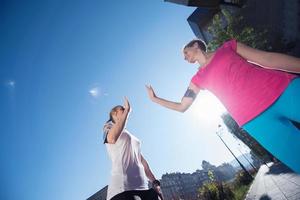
[106,105,125,123]
[184,39,207,52]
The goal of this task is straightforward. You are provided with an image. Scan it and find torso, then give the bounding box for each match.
[104,126,148,200]
[191,39,297,126]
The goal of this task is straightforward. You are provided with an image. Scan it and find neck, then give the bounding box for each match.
[197,52,215,67]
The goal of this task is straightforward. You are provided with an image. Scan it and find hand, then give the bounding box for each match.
[123,97,131,113]
[152,180,164,200]
[145,85,157,101]
[153,185,164,200]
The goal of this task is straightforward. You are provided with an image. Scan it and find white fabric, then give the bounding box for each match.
[103,122,149,200]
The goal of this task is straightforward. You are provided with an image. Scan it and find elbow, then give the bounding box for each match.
[107,136,118,144]
[179,109,186,113]
[179,102,192,112]
[178,98,193,113]
[110,139,117,144]
[106,129,122,144]
[179,106,188,113]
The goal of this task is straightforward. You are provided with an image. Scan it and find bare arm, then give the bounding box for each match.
[145,82,200,112]
[141,155,156,182]
[141,155,164,200]
[106,98,131,144]
[237,42,300,73]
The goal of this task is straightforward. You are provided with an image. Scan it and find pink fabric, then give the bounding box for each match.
[191,39,297,126]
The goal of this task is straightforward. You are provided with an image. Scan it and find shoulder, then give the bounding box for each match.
[221,39,237,51]
[102,121,114,144]
[191,66,207,89]
[188,80,201,92]
[103,121,114,133]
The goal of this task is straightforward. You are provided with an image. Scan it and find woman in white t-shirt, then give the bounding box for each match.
[103,97,163,200]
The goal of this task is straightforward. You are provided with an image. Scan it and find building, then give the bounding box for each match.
[160,161,236,200]
[87,185,107,200]
[161,171,208,200]
[166,0,300,56]
[87,161,236,200]
[165,0,219,8]
[164,0,242,8]
[187,7,219,42]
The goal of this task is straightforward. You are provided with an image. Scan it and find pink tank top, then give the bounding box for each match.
[191,39,297,126]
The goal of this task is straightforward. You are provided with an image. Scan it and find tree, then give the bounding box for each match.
[198,181,234,200]
[216,163,236,181]
[198,163,235,200]
[206,8,270,51]
[233,171,252,187]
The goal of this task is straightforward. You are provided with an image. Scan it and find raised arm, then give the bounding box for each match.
[237,42,300,73]
[145,82,200,112]
[105,98,131,144]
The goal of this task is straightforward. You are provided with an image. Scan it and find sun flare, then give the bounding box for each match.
[190,91,226,124]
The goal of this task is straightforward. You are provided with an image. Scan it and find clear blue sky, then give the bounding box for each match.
[0,1,250,200]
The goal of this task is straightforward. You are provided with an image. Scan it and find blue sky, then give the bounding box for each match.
[0,1,250,200]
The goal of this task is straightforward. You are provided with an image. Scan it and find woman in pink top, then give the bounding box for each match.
[146,39,300,173]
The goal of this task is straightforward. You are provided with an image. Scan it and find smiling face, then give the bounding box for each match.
[111,106,125,122]
[183,39,207,65]
[183,46,199,63]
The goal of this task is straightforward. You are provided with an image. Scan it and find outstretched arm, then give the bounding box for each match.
[105,97,131,144]
[145,82,200,112]
[237,42,300,73]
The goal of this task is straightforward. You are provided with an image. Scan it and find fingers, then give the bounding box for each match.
[145,84,153,90]
[145,85,150,91]
[123,96,131,110]
[145,85,152,95]
[123,97,128,106]
[150,86,155,92]
[152,185,163,200]
[124,96,129,103]
[154,186,162,193]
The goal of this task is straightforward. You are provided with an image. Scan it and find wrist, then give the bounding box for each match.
[151,96,158,103]
[152,179,161,187]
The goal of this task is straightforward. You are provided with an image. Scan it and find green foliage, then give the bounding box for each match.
[207,9,269,51]
[231,171,254,200]
[233,171,253,187]
[232,184,251,200]
[198,169,254,200]
[208,170,215,182]
[198,182,234,200]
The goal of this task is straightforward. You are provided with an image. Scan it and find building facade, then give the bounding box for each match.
[88,161,236,200]
[87,185,107,200]
[160,161,236,200]
[166,0,300,56]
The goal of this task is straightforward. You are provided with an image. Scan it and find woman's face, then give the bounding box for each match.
[183,46,199,63]
[112,106,125,121]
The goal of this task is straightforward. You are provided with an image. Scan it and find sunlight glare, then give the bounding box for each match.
[190,91,226,124]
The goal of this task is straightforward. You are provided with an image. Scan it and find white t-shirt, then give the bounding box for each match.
[103,121,149,200]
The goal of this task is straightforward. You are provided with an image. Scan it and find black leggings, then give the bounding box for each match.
[111,188,159,200]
